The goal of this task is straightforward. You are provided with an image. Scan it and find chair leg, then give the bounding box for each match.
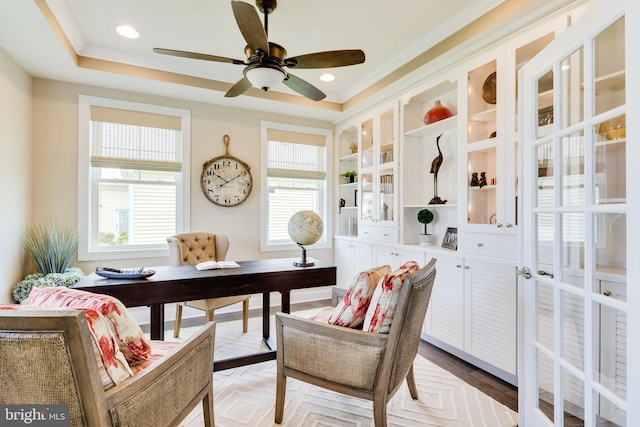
[242,299,249,333]
[406,364,419,400]
[174,304,183,338]
[202,387,215,427]
[206,310,215,323]
[372,397,388,427]
[274,372,286,423]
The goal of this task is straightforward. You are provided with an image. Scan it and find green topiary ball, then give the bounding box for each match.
[417,209,434,224]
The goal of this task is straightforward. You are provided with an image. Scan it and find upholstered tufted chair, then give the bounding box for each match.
[167,232,250,338]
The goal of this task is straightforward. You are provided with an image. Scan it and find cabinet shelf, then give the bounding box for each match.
[404,116,458,139]
[339,153,358,162]
[469,185,497,191]
[339,182,358,188]
[404,204,458,208]
[470,108,497,124]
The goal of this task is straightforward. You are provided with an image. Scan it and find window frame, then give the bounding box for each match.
[260,121,333,252]
[77,95,191,261]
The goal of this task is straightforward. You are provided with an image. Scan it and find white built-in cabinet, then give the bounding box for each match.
[332,3,595,388]
[334,238,372,290]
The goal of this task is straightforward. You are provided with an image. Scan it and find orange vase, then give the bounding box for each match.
[423,100,452,125]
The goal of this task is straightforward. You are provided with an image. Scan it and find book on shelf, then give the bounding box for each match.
[195,260,241,271]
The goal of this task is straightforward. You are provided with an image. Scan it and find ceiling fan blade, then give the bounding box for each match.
[225,76,253,97]
[153,48,245,65]
[231,1,269,55]
[285,50,365,69]
[282,73,326,101]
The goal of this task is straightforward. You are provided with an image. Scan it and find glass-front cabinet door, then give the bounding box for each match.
[520,1,631,425]
[358,102,398,242]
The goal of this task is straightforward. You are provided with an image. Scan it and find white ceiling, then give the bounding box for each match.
[0,0,505,121]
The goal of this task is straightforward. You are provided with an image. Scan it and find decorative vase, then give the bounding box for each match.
[419,234,433,246]
[423,100,453,125]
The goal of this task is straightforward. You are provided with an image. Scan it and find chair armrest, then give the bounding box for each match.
[105,322,215,425]
[276,312,388,391]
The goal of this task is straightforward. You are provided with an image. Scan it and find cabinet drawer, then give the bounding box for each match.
[459,232,516,259]
[359,225,398,243]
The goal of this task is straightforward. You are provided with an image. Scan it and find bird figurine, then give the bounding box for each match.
[429,133,447,204]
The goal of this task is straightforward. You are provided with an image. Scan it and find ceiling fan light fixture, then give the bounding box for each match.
[320,73,335,82]
[245,66,285,91]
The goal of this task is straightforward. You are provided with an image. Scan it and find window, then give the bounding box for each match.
[260,122,332,251]
[78,96,190,260]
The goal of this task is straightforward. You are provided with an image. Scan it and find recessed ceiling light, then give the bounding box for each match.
[116,25,139,39]
[320,73,335,82]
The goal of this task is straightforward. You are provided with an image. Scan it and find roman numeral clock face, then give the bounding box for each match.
[200,155,253,207]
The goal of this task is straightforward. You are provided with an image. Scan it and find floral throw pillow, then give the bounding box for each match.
[0,304,132,389]
[328,265,392,328]
[26,287,151,365]
[362,261,420,334]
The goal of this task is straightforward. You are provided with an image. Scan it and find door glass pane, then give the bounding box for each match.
[467,147,496,224]
[595,213,626,287]
[537,281,554,351]
[595,117,626,205]
[561,291,584,370]
[360,119,374,169]
[468,60,497,144]
[536,212,554,269]
[595,301,627,407]
[536,141,554,207]
[594,17,625,116]
[561,47,584,128]
[562,213,585,279]
[379,166,394,221]
[562,367,586,426]
[537,69,554,139]
[360,172,373,221]
[562,131,585,207]
[537,350,555,423]
[595,390,626,427]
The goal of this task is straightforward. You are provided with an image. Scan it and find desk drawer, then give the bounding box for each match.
[459,232,516,259]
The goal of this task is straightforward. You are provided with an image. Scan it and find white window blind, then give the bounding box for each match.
[90,106,182,172]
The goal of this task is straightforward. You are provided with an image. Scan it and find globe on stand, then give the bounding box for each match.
[288,210,323,267]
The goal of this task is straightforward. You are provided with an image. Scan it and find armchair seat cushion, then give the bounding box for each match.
[26,287,151,365]
[363,261,420,333]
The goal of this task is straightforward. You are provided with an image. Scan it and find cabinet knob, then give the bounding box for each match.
[603,290,612,297]
[506,223,513,228]
[496,223,503,228]
[383,233,389,237]
[477,242,484,247]
[456,264,462,268]
[464,265,470,269]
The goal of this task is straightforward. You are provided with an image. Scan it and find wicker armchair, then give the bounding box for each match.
[0,309,215,427]
[275,258,437,427]
[167,232,250,337]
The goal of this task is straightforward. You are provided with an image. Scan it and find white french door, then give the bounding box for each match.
[519,0,635,425]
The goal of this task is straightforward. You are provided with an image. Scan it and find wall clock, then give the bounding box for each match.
[200,135,253,207]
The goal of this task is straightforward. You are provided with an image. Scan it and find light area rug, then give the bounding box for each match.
[150,309,518,427]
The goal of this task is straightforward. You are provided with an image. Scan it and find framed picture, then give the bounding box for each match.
[442,227,458,250]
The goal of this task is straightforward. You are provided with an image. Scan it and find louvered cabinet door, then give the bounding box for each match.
[423,253,465,351]
[463,258,517,375]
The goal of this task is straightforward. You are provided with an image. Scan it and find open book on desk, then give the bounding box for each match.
[195,260,241,271]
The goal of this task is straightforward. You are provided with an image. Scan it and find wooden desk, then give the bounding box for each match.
[74,258,336,370]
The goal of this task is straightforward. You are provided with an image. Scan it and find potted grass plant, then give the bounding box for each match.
[12,223,84,303]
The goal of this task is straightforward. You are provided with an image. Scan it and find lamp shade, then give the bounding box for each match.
[245,66,285,91]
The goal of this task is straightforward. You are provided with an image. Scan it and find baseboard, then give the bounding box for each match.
[420,332,518,386]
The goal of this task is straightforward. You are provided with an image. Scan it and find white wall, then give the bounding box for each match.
[0,48,32,303]
[30,79,334,309]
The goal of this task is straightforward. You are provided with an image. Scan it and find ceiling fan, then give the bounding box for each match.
[153,0,365,101]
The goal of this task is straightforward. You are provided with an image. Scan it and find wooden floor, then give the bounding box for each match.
[176,298,519,413]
